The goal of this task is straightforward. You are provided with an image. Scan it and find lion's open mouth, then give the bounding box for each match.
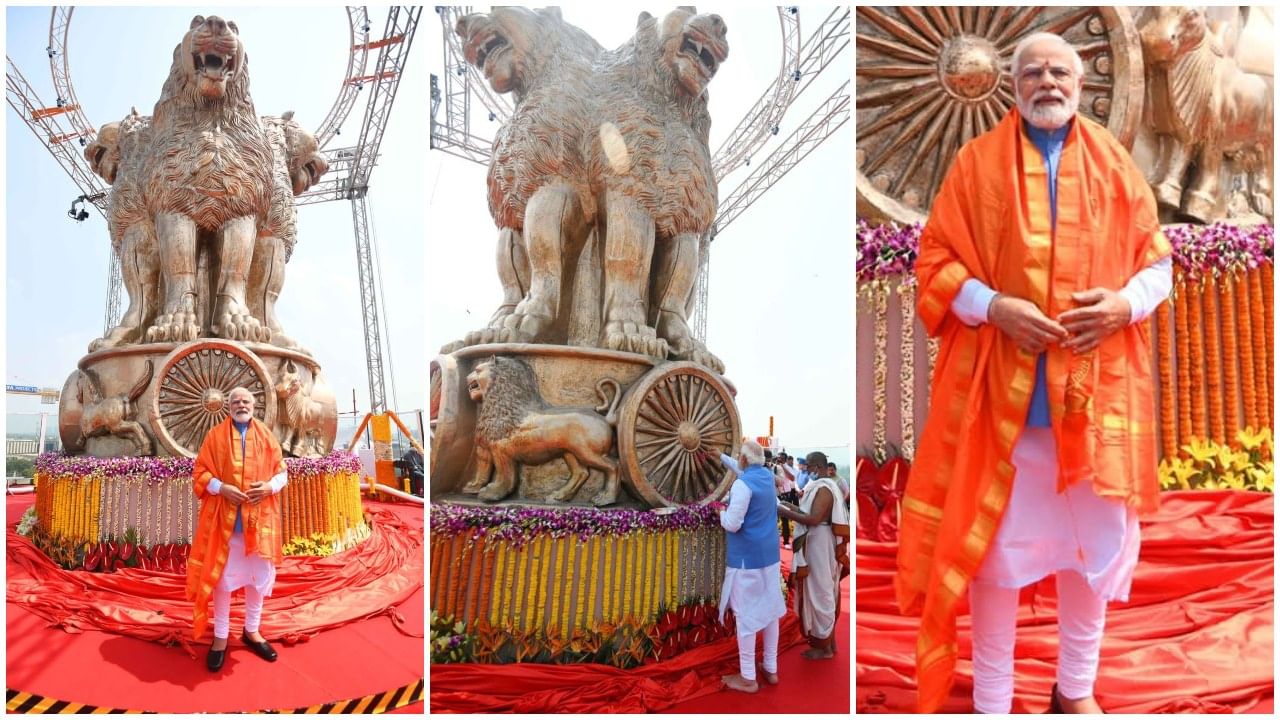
[470,31,509,75]
[193,51,236,78]
[467,379,480,394]
[680,35,719,77]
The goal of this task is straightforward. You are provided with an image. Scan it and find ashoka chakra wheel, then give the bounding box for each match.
[855,6,1142,224]
[150,340,276,458]
[617,362,740,508]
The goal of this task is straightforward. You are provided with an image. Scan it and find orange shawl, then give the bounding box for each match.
[896,109,1170,712]
[186,417,286,641]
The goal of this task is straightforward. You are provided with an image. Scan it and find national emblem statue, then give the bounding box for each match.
[432,7,740,510]
[58,15,338,459]
[446,7,727,372]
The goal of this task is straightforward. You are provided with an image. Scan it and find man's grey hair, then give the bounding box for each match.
[228,386,255,403]
[739,439,766,466]
[1010,32,1084,80]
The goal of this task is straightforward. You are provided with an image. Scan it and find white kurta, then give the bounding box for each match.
[952,258,1171,601]
[207,471,288,596]
[717,478,787,633]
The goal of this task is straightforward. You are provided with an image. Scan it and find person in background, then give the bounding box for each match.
[778,450,848,659]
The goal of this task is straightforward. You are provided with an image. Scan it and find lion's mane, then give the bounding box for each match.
[142,24,273,230]
[588,12,719,239]
[474,357,544,444]
[485,10,604,231]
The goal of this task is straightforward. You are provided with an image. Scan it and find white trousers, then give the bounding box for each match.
[970,570,1107,713]
[736,617,780,681]
[212,583,265,639]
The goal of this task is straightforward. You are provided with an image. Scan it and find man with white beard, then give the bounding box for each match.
[895,32,1173,713]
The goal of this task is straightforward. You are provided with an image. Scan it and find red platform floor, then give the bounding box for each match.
[5,493,424,714]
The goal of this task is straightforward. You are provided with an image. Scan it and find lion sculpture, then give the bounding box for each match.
[460,356,624,506]
[85,102,327,352]
[448,7,728,374]
[1140,6,1273,221]
[591,8,727,371]
[451,7,605,350]
[249,112,329,351]
[85,109,158,351]
[140,15,275,344]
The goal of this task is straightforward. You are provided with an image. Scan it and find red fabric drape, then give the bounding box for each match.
[6,506,423,655]
[857,490,1274,713]
[430,613,804,713]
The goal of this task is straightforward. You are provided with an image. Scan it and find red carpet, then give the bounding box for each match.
[856,490,1274,713]
[431,545,851,714]
[6,494,425,713]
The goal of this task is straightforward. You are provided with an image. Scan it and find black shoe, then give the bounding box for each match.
[241,630,278,662]
[206,645,227,672]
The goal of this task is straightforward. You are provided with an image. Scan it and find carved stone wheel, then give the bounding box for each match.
[151,340,276,458]
[855,6,1143,224]
[617,362,740,508]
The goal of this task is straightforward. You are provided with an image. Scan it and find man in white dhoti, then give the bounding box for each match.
[715,440,787,693]
[778,451,849,659]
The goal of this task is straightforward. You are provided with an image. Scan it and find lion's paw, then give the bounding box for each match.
[146,309,199,343]
[478,483,509,502]
[214,308,264,342]
[604,321,668,359]
[671,344,725,374]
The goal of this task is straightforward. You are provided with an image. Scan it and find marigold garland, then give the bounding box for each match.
[1155,302,1177,458]
[873,281,890,463]
[1174,278,1193,455]
[1248,269,1270,427]
[1187,280,1208,440]
[899,281,917,461]
[1203,273,1224,444]
[1220,274,1241,446]
[1238,271,1259,431]
[1264,263,1274,419]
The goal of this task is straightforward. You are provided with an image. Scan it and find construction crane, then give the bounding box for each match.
[429,6,850,340]
[7,6,420,414]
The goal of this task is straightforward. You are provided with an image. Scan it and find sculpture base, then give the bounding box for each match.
[431,343,740,508]
[30,453,368,570]
[58,339,338,459]
[429,501,734,666]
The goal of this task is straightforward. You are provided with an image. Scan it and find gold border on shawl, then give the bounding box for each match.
[903,495,944,521]
[918,640,958,671]
[941,567,966,598]
[920,261,971,318]
[1099,414,1155,434]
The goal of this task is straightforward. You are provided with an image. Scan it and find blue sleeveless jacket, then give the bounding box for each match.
[726,465,781,569]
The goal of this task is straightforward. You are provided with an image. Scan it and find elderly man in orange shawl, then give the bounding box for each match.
[896,33,1172,713]
[186,386,289,672]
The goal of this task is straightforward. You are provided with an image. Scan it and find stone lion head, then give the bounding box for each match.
[178,14,246,101]
[470,356,542,442]
[85,122,122,184]
[456,7,600,96]
[649,7,728,99]
[466,358,496,402]
[277,112,328,195]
